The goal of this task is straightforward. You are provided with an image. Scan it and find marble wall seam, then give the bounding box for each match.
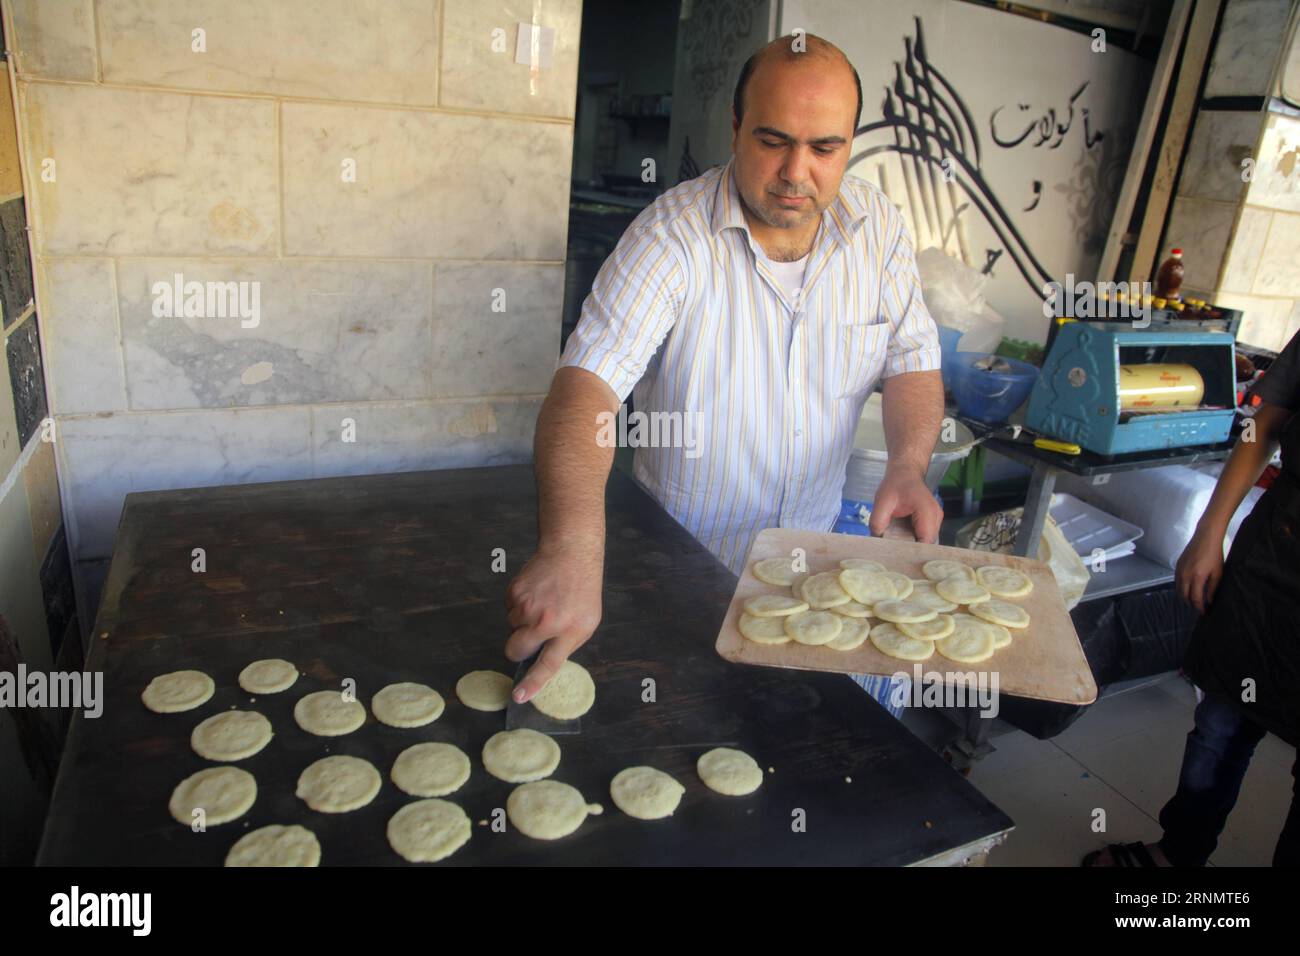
[11,76,579,126]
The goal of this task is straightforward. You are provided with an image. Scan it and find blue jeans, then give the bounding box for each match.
[1158,693,1300,866]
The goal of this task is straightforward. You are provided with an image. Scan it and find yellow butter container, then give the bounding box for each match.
[1117,363,1205,409]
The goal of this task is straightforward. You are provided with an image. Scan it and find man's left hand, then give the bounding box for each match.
[869,469,942,543]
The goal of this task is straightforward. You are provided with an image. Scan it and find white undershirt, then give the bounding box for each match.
[761,251,810,309]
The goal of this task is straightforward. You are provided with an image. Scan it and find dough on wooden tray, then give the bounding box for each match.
[936,619,996,663]
[906,582,959,613]
[783,610,843,645]
[169,766,256,825]
[238,659,298,695]
[838,568,896,605]
[507,781,602,839]
[800,571,852,609]
[976,565,1034,598]
[697,747,764,795]
[752,556,800,586]
[296,755,382,813]
[971,600,1031,629]
[936,576,991,606]
[923,560,976,582]
[827,617,870,651]
[143,670,214,713]
[610,766,685,820]
[225,824,320,867]
[372,682,445,728]
[293,690,366,736]
[829,599,872,618]
[191,710,273,761]
[744,594,807,617]
[869,622,935,661]
[873,599,938,624]
[882,571,914,599]
[739,612,792,644]
[530,660,596,720]
[898,614,955,641]
[987,622,1014,648]
[455,670,514,712]
[839,557,886,572]
[387,799,472,862]
[391,742,472,797]
[482,729,561,783]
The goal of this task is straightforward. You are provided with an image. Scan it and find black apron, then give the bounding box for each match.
[1182,408,1300,747]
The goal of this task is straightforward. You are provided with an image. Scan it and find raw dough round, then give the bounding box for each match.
[455,670,513,712]
[838,568,897,604]
[372,682,445,728]
[976,565,1034,598]
[482,729,561,783]
[869,622,936,661]
[168,766,256,825]
[936,576,992,606]
[829,599,872,618]
[827,616,870,651]
[238,659,298,695]
[936,621,996,663]
[839,557,886,572]
[143,670,214,713]
[296,755,381,813]
[743,594,807,617]
[971,600,1031,629]
[873,599,939,624]
[783,610,843,645]
[898,614,956,641]
[191,710,273,761]
[883,572,914,600]
[923,560,976,582]
[697,747,763,796]
[988,622,1013,648]
[507,780,601,839]
[530,660,596,720]
[387,799,472,862]
[800,571,852,609]
[293,690,366,736]
[610,766,685,820]
[753,557,799,586]
[391,742,472,797]
[906,582,959,613]
[225,824,320,867]
[739,612,792,644]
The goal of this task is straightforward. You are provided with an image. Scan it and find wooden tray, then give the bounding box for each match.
[715,528,1098,705]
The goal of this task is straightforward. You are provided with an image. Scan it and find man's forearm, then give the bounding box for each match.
[533,368,619,556]
[1196,404,1286,538]
[881,370,944,478]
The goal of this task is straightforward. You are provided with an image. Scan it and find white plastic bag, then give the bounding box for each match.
[916,247,1005,353]
[955,509,1091,610]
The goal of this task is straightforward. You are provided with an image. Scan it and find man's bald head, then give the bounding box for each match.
[732,34,862,132]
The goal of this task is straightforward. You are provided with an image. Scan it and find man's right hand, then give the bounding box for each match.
[1175,527,1225,614]
[504,544,605,703]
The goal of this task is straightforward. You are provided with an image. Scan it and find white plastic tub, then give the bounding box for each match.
[843,394,976,502]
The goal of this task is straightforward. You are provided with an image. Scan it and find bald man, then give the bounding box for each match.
[506,34,944,703]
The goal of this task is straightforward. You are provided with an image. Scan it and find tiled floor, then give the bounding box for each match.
[902,672,1295,866]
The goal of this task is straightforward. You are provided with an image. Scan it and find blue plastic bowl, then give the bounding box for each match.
[948,352,1039,424]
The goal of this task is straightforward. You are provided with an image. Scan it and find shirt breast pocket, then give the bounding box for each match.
[835,320,891,399]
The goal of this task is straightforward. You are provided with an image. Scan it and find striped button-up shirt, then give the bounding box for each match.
[560,158,941,576]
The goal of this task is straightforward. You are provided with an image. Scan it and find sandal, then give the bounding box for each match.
[1081,842,1161,867]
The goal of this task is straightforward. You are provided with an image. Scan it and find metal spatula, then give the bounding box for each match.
[504,652,583,735]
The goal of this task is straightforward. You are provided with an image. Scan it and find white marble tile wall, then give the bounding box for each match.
[1204,0,1292,99]
[9,0,580,561]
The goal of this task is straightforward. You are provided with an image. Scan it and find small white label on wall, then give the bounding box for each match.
[515,22,556,69]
